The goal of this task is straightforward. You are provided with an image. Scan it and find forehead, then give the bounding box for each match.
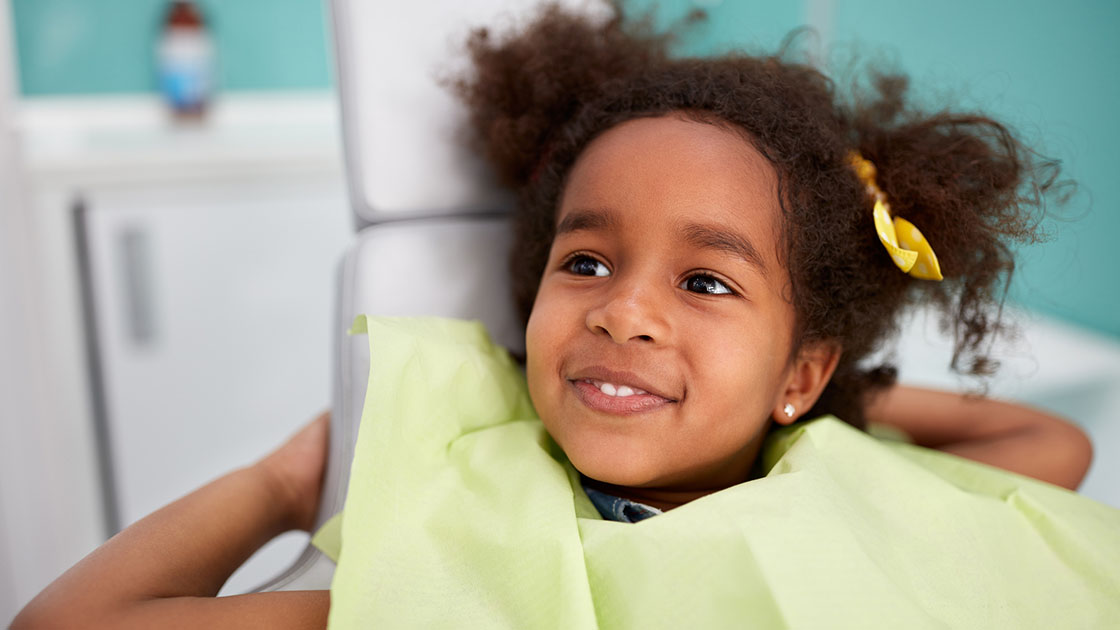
[559,114,783,263]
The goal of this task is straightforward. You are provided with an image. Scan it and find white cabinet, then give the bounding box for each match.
[82,175,350,593]
[16,94,351,597]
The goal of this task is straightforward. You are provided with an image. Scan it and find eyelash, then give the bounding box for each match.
[681,273,735,296]
[562,252,610,277]
[560,253,738,296]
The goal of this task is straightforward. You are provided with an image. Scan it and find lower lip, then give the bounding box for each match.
[570,380,673,415]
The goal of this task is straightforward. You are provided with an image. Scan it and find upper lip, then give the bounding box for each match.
[567,366,679,402]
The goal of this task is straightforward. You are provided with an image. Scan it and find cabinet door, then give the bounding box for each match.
[83,174,350,594]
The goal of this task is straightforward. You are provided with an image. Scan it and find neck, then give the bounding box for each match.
[581,478,718,512]
[581,430,769,512]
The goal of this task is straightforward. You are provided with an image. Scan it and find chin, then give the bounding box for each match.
[564,446,665,488]
[541,410,679,488]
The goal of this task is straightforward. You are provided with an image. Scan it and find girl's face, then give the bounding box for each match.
[526,115,834,500]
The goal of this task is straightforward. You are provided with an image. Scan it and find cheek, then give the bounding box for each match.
[698,358,768,426]
[524,287,564,409]
[524,292,555,368]
[525,335,546,408]
[524,274,576,357]
[700,317,791,414]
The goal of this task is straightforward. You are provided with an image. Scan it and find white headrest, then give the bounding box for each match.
[330,0,607,226]
[339,218,525,353]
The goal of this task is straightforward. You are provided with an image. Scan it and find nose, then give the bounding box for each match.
[585,273,669,344]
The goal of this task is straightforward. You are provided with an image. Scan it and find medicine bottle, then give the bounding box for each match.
[156,0,215,118]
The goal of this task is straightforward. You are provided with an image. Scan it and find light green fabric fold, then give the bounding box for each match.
[324,316,1120,629]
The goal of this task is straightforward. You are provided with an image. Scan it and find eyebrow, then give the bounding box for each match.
[682,222,768,275]
[556,208,768,275]
[555,208,619,236]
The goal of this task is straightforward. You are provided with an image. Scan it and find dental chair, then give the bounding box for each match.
[254,0,589,591]
[256,0,1120,594]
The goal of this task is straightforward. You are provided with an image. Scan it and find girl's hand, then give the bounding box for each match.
[867,385,1093,490]
[256,411,331,533]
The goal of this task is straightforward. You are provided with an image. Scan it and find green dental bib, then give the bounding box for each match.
[319,316,1120,629]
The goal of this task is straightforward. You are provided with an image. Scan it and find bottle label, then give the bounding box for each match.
[157,28,214,110]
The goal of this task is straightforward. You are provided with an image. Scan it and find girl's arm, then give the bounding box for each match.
[12,414,331,630]
[866,385,1093,490]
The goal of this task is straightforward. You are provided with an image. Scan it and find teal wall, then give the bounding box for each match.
[11,0,332,94]
[821,0,1119,340]
[636,0,1119,339]
[10,0,1118,337]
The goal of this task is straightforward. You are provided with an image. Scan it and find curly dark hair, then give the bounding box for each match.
[453,2,1060,427]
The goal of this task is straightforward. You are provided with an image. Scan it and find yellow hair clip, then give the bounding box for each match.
[849,152,943,281]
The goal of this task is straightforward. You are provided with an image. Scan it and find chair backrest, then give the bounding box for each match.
[257,0,601,591]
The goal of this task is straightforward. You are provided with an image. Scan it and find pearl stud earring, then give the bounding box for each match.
[783,403,795,418]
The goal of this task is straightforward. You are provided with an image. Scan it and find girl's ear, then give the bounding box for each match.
[772,341,841,425]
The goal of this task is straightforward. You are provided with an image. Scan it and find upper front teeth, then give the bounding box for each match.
[594,381,647,397]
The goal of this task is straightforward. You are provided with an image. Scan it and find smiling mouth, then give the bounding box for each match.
[581,378,649,398]
[568,377,676,415]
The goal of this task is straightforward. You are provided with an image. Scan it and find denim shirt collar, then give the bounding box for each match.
[583,485,663,523]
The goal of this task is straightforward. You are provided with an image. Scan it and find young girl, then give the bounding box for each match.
[15,3,1110,628]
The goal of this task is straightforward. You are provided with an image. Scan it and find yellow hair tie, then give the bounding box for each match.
[849,152,943,281]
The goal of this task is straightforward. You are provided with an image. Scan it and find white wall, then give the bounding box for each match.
[0,2,32,615]
[0,3,106,624]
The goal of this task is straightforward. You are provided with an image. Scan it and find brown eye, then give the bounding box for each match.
[681,274,733,295]
[566,255,610,277]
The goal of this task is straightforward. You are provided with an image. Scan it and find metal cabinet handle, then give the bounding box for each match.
[117,226,157,347]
